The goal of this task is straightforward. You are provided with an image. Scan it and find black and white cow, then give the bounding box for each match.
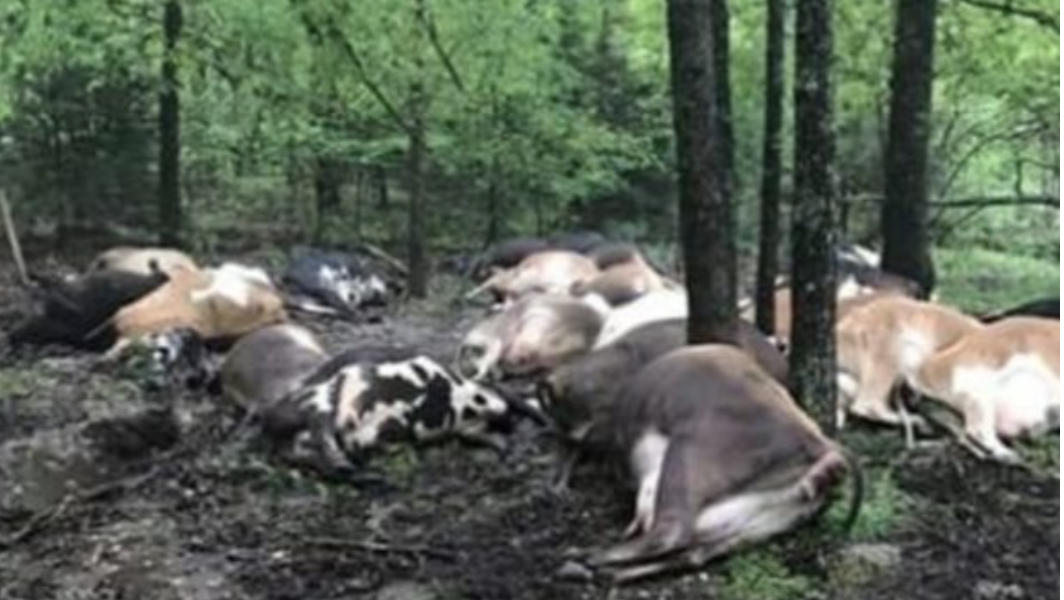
[260,355,542,476]
[283,248,392,318]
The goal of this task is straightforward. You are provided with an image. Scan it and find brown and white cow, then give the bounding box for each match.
[571,248,668,307]
[457,293,606,379]
[108,263,286,355]
[909,317,1060,463]
[568,345,861,582]
[467,250,599,304]
[835,295,982,431]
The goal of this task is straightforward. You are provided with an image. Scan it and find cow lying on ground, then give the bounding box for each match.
[9,270,168,351]
[283,247,392,319]
[457,294,606,380]
[571,247,669,307]
[835,295,982,432]
[556,345,861,582]
[541,318,787,490]
[90,246,198,276]
[467,250,600,304]
[908,317,1060,464]
[107,264,287,355]
[220,324,329,409]
[470,231,608,279]
[259,354,543,476]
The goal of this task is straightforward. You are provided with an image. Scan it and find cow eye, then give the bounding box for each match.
[473,394,488,407]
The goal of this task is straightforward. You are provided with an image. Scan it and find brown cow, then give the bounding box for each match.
[574,346,861,582]
[835,295,982,431]
[220,323,328,410]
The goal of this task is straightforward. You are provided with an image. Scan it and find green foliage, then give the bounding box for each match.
[0,0,1055,259]
[934,247,1060,313]
[721,551,816,600]
[825,465,914,542]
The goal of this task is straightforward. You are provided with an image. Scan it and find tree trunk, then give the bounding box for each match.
[789,0,838,431]
[158,0,183,247]
[881,0,938,296]
[666,0,738,345]
[711,0,734,182]
[313,157,344,242]
[406,101,429,298]
[755,0,786,336]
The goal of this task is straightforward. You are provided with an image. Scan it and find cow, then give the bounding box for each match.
[560,345,862,582]
[466,250,600,305]
[572,248,668,307]
[283,248,391,318]
[540,318,787,490]
[90,246,198,276]
[219,324,329,409]
[456,294,607,379]
[909,317,1060,464]
[107,263,287,356]
[835,295,982,433]
[9,269,168,351]
[259,354,542,476]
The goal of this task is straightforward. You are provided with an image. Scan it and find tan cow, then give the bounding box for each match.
[909,317,1060,463]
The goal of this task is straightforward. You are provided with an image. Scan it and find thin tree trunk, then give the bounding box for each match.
[755,0,786,336]
[789,0,838,432]
[666,0,738,345]
[158,0,183,247]
[881,0,938,296]
[404,100,425,297]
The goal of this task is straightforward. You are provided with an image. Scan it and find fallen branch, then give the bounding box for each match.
[955,0,1058,32]
[356,242,410,276]
[0,466,163,550]
[0,190,30,287]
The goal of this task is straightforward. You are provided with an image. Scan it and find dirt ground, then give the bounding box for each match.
[0,248,1058,600]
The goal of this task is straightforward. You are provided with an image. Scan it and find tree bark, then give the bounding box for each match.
[158,0,183,247]
[711,0,734,181]
[881,0,938,296]
[789,0,838,432]
[666,0,738,345]
[313,157,344,242]
[755,0,786,336]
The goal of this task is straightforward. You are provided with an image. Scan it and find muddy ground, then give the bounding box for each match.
[0,248,1058,600]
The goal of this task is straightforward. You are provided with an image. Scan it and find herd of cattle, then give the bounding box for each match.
[4,234,1059,582]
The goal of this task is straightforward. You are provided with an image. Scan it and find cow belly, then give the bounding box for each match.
[954,355,1060,439]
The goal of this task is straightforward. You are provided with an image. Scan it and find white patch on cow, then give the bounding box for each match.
[692,483,814,548]
[377,356,435,385]
[894,327,936,379]
[287,326,323,354]
[836,275,863,300]
[192,263,271,308]
[333,367,372,429]
[347,401,412,448]
[595,289,688,349]
[952,353,1060,438]
[627,430,670,536]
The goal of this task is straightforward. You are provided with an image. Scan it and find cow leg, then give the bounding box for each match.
[550,444,583,495]
[590,435,739,568]
[849,370,927,430]
[603,452,842,583]
[960,394,1020,464]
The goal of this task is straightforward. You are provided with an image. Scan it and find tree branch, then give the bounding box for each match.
[293,5,413,136]
[932,195,1059,209]
[955,0,1058,32]
[416,0,465,93]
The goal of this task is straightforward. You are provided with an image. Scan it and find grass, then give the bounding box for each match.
[934,247,1059,314]
[720,552,816,600]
